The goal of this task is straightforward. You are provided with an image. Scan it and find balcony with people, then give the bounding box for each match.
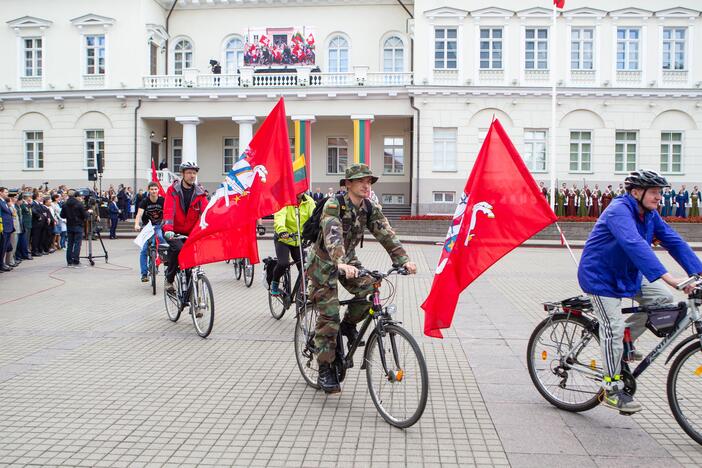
[142,29,413,90]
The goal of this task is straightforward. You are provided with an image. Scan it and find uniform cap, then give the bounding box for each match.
[339,163,378,186]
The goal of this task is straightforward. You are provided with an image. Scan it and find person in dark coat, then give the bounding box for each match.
[117,185,127,221]
[0,187,14,271]
[60,190,91,267]
[30,194,48,256]
[108,196,120,239]
[16,194,32,260]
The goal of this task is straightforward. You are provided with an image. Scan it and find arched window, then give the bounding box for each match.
[173,39,192,75]
[383,36,404,72]
[224,37,244,73]
[327,35,349,73]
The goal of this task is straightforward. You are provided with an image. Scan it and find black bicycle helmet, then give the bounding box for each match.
[179,161,200,172]
[624,169,670,191]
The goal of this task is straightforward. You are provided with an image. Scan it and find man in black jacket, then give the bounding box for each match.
[30,193,47,256]
[60,190,91,267]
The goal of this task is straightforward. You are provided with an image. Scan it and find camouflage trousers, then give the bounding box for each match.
[307,258,375,364]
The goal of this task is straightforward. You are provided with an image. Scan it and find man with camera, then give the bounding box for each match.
[60,190,92,268]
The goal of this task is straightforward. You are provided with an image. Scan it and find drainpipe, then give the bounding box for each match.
[133,99,142,190]
[164,0,178,74]
[410,96,420,215]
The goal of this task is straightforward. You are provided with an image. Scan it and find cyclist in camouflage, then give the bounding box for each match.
[307,163,417,393]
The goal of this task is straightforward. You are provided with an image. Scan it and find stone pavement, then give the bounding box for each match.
[0,239,700,467]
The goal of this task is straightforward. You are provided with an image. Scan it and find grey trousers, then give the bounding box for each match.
[589,278,674,390]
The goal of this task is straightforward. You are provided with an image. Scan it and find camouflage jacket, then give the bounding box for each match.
[309,193,409,267]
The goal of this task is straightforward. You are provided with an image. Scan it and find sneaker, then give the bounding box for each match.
[317,363,341,394]
[630,350,644,361]
[270,281,281,296]
[165,281,175,293]
[141,275,149,283]
[602,391,642,414]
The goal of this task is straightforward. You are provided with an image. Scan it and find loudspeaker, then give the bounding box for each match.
[97,153,105,174]
[88,169,98,181]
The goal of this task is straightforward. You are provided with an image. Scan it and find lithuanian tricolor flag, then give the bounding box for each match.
[353,118,372,165]
[292,119,311,195]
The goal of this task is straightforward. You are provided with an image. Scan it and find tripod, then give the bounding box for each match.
[81,211,108,266]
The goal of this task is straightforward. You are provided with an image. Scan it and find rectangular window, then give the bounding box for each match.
[223,137,239,173]
[85,129,104,169]
[480,28,503,69]
[381,194,405,205]
[525,28,548,70]
[327,137,348,174]
[523,130,547,172]
[660,131,683,174]
[433,128,457,171]
[617,28,640,70]
[569,131,592,172]
[172,138,183,169]
[24,131,44,169]
[615,131,638,173]
[663,27,686,70]
[571,28,594,70]
[434,27,457,69]
[433,191,455,203]
[23,38,43,77]
[383,136,404,174]
[85,34,106,75]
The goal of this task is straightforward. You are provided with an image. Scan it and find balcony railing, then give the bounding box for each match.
[143,67,413,89]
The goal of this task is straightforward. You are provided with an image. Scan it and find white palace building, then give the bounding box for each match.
[1,0,702,214]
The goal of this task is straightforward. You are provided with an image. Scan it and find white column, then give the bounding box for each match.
[232,116,257,154]
[175,116,200,164]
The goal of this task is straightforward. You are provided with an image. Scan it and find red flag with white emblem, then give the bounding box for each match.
[421,119,557,338]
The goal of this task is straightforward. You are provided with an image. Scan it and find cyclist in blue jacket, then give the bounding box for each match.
[578,170,702,414]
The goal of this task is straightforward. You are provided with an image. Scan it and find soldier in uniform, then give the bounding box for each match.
[306,163,417,393]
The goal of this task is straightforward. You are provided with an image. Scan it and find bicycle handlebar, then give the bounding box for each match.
[340,265,409,279]
[677,275,702,291]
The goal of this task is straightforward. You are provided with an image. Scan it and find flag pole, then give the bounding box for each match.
[549,1,558,214]
[294,205,307,312]
[555,222,579,266]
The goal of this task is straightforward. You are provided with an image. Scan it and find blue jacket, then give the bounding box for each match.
[0,199,14,234]
[108,202,120,217]
[578,194,702,297]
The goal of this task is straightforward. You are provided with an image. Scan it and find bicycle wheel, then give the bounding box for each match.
[191,275,215,338]
[268,269,290,320]
[527,314,603,412]
[234,259,242,280]
[294,303,320,389]
[164,274,181,322]
[244,259,255,288]
[667,341,702,445]
[149,248,157,296]
[365,324,429,428]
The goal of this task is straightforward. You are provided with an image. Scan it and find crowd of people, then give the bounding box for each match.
[539,182,702,219]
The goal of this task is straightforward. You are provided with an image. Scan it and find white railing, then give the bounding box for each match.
[524,69,550,82]
[20,76,42,89]
[570,70,596,85]
[478,69,504,85]
[83,74,105,88]
[662,70,688,85]
[616,70,642,85]
[142,71,410,89]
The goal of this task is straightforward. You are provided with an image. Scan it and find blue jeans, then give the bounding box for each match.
[140,226,166,276]
[59,231,67,249]
[66,226,83,265]
[17,231,29,259]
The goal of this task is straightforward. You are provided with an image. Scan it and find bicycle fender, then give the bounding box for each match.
[665,335,700,365]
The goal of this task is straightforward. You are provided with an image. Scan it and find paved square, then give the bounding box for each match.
[0,239,701,467]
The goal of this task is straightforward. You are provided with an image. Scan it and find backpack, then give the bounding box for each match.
[301,194,372,247]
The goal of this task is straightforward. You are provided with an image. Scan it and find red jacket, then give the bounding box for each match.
[162,180,208,235]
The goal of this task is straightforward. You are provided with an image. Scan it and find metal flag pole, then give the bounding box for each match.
[294,205,307,312]
[555,223,579,267]
[549,1,558,213]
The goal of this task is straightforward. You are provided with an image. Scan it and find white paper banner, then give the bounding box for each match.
[133,221,154,249]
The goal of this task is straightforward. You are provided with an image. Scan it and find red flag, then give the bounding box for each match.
[178,98,297,269]
[151,160,166,197]
[421,119,557,338]
[554,0,565,8]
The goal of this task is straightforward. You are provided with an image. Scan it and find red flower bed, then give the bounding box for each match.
[401,215,702,223]
[557,216,598,222]
[400,215,452,221]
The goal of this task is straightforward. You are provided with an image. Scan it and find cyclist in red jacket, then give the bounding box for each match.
[162,161,208,292]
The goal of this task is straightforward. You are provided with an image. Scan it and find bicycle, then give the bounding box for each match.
[146,237,159,296]
[162,235,215,338]
[527,276,702,445]
[267,256,306,320]
[294,266,429,428]
[232,257,254,288]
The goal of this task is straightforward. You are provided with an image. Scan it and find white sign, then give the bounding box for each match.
[133,221,154,249]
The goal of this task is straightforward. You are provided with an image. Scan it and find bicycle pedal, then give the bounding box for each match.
[619,411,633,417]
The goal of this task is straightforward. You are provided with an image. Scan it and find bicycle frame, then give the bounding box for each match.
[553,296,702,381]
